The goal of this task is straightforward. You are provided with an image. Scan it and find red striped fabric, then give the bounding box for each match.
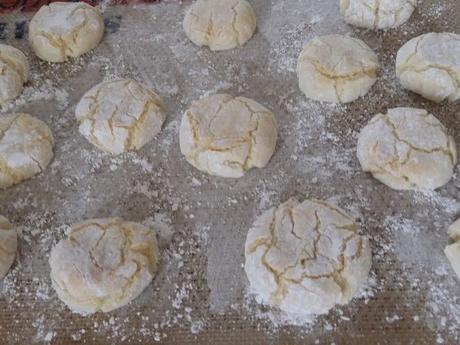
[0,0,160,13]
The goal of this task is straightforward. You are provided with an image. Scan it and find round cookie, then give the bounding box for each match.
[340,0,416,29]
[0,216,17,280]
[0,44,29,104]
[396,32,460,103]
[445,218,460,279]
[29,2,104,62]
[49,218,159,315]
[357,108,457,190]
[0,113,54,189]
[179,94,278,178]
[244,198,372,317]
[183,0,257,51]
[75,79,166,154]
[297,35,379,103]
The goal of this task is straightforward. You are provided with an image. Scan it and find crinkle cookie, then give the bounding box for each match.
[0,44,29,104]
[49,218,159,314]
[0,113,54,189]
[245,198,372,317]
[0,215,17,280]
[29,2,104,62]
[396,32,460,103]
[183,0,257,51]
[75,79,166,154]
[179,94,278,178]
[445,219,460,279]
[357,108,457,190]
[297,35,379,103]
[340,0,416,29]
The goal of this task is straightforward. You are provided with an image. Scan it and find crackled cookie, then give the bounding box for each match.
[445,219,460,279]
[0,216,17,279]
[49,218,159,315]
[297,35,379,103]
[245,198,372,316]
[357,108,457,190]
[29,2,104,62]
[179,94,278,178]
[340,0,416,29]
[75,79,166,154]
[0,44,29,104]
[183,0,256,51]
[396,33,460,103]
[0,113,54,189]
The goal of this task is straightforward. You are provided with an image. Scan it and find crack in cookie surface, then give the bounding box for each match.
[180,94,277,178]
[245,198,371,316]
[357,108,457,190]
[0,113,54,189]
[49,218,158,314]
[75,79,166,154]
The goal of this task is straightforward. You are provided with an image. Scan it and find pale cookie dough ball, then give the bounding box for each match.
[297,35,379,103]
[0,216,17,280]
[49,218,159,315]
[445,219,460,279]
[245,198,372,317]
[0,44,29,104]
[396,33,460,103]
[357,108,457,190]
[75,79,166,154]
[0,113,54,189]
[29,2,104,62]
[183,0,257,51]
[340,0,416,29]
[179,94,278,178]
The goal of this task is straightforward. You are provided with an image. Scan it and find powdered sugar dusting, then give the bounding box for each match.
[0,0,459,344]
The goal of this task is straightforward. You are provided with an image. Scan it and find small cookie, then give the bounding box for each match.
[0,215,17,279]
[396,32,460,102]
[29,2,104,62]
[357,108,457,190]
[0,44,29,104]
[49,218,159,314]
[245,198,372,316]
[340,0,416,29]
[297,35,379,103]
[75,79,166,154]
[0,113,54,189]
[183,0,257,51]
[179,94,278,178]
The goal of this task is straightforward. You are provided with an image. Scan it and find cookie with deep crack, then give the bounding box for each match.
[0,113,54,189]
[183,0,257,51]
[75,79,166,154]
[29,2,104,62]
[0,215,17,280]
[445,219,460,279]
[340,0,416,29]
[179,94,278,178]
[49,218,159,315]
[357,108,457,190]
[244,198,372,317]
[0,44,29,104]
[396,32,460,103]
[297,35,379,103]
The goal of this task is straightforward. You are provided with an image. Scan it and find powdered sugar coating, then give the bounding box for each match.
[49,218,159,315]
[357,108,457,190]
[0,113,54,189]
[29,2,104,62]
[245,198,372,316]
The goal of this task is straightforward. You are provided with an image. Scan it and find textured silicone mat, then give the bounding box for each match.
[0,1,459,344]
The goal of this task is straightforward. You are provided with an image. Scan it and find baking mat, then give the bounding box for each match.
[0,0,459,344]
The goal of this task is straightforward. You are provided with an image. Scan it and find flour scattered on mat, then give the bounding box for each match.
[1,0,460,344]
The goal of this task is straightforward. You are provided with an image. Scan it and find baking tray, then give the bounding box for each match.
[0,0,459,344]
